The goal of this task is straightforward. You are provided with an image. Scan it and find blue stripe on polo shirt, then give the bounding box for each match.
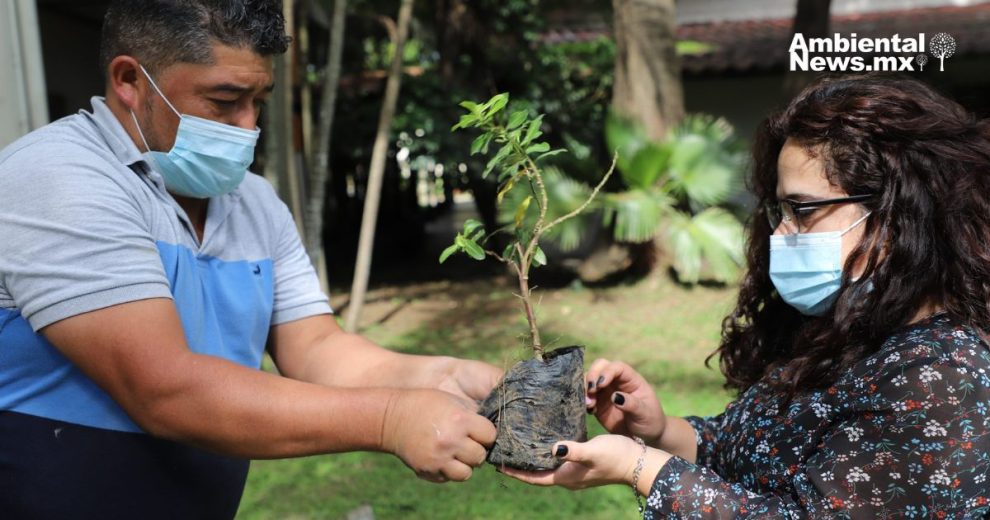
[0,242,274,432]
[0,308,137,431]
[155,241,274,370]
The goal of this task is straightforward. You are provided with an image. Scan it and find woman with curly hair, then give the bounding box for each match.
[503,74,990,518]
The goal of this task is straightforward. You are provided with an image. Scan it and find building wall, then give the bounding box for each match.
[684,73,790,142]
[683,53,990,146]
[677,0,988,23]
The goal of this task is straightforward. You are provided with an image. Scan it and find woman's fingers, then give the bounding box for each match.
[497,436,641,491]
[586,359,639,393]
[586,359,642,413]
[610,391,643,418]
[595,361,636,390]
[585,358,612,402]
[551,441,585,463]
[498,466,557,486]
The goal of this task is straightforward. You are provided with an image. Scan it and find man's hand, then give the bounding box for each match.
[380,389,497,482]
[432,357,503,403]
[586,359,666,446]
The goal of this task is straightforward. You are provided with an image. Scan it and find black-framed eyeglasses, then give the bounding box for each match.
[765,194,873,234]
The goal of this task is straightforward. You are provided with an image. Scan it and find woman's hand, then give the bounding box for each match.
[586,359,666,446]
[499,435,643,490]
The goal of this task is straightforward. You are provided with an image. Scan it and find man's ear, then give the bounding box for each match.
[107,56,144,111]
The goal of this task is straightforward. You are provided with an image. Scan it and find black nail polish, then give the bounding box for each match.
[596,376,605,387]
[554,445,568,457]
[613,393,625,406]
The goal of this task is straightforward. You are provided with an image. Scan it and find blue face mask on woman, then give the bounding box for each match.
[769,212,871,316]
[130,65,260,199]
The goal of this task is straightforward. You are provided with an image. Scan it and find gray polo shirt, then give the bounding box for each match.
[0,96,332,432]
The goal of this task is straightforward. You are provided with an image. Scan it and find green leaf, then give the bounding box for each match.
[603,190,671,243]
[439,244,459,264]
[496,176,516,205]
[666,211,703,284]
[533,246,547,267]
[514,195,533,229]
[665,208,744,284]
[454,235,486,261]
[470,133,493,155]
[502,243,516,262]
[676,40,716,56]
[535,149,568,162]
[484,93,510,117]
[495,167,595,252]
[667,135,739,206]
[463,240,486,261]
[507,110,528,130]
[523,116,544,145]
[691,208,745,280]
[526,142,551,154]
[452,114,476,131]
[605,112,647,174]
[483,144,513,178]
[463,219,484,236]
[622,143,671,190]
[665,115,745,207]
[459,100,482,114]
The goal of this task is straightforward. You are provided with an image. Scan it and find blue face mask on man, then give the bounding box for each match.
[130,65,260,199]
[769,212,871,316]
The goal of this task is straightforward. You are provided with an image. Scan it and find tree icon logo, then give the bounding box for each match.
[915,53,929,71]
[929,33,956,71]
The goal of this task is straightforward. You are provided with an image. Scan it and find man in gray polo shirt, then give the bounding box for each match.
[0,1,499,517]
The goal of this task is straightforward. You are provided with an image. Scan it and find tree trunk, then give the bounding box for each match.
[434,0,477,86]
[582,0,682,282]
[344,0,415,333]
[611,0,684,141]
[784,0,832,98]
[306,0,348,294]
[270,1,306,238]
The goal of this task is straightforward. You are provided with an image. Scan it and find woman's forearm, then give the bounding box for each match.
[654,416,698,463]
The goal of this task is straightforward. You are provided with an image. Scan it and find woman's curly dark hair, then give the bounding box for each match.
[713,74,990,397]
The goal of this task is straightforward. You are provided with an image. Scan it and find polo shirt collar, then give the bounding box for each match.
[88,96,146,168]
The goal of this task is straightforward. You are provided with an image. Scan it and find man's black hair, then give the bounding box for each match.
[99,0,290,77]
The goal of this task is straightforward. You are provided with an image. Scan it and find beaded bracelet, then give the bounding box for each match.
[631,436,647,513]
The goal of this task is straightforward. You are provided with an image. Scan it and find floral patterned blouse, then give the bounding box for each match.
[645,314,990,519]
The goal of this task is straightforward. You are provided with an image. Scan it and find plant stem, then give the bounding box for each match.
[489,129,613,361]
[544,152,618,234]
[513,243,543,360]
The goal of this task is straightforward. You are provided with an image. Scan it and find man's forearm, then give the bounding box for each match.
[134,351,397,459]
[284,328,451,390]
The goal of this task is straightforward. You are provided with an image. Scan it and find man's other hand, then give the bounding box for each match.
[380,389,496,482]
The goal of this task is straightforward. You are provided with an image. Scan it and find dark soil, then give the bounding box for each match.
[477,346,588,471]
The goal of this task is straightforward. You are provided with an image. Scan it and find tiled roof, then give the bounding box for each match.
[540,3,990,75]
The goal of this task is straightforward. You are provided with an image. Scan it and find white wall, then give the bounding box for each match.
[0,0,49,149]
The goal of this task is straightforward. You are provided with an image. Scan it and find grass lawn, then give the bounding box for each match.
[238,272,737,519]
